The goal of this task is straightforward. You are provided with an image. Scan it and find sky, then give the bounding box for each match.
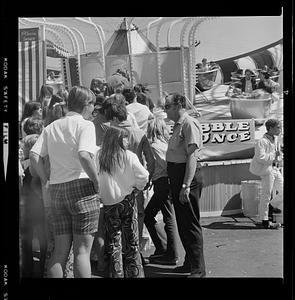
[21,16,283,72]
[20,16,283,60]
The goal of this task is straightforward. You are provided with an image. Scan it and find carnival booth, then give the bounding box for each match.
[18,17,283,218]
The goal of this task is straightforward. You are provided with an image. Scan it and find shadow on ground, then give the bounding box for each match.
[202,221,264,230]
[202,214,265,230]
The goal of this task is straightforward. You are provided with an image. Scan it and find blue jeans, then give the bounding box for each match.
[144,177,178,259]
[167,162,205,275]
[104,192,144,278]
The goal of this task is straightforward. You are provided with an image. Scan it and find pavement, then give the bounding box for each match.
[142,214,283,278]
[89,214,283,278]
[30,214,283,278]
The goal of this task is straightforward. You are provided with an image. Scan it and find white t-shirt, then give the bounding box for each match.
[127,112,140,129]
[126,102,153,132]
[96,149,149,206]
[31,111,96,184]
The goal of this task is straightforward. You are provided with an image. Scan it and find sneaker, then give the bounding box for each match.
[173,265,191,273]
[261,220,281,229]
[150,255,178,266]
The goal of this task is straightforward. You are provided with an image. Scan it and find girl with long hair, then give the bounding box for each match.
[97,126,149,277]
[38,85,53,119]
[144,116,179,265]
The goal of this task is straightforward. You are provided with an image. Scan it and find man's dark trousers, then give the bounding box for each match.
[167,162,205,275]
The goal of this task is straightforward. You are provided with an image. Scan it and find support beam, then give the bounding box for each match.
[71,27,87,53]
[75,17,106,79]
[147,17,162,41]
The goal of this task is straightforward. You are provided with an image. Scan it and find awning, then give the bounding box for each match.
[46,39,71,58]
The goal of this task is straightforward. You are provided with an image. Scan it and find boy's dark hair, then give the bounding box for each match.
[265,119,280,131]
[136,93,147,105]
[169,93,187,109]
[23,117,44,135]
[122,88,136,104]
[104,95,128,122]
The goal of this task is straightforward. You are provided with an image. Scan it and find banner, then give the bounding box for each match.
[19,27,39,42]
[200,119,255,146]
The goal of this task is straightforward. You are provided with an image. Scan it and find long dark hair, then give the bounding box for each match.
[21,101,41,121]
[98,126,129,175]
[38,84,53,103]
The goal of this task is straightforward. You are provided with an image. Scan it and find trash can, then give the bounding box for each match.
[240,180,261,217]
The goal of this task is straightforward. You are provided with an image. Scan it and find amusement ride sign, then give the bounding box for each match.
[200,119,255,146]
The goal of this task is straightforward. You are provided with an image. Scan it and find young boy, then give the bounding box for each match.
[249,119,283,229]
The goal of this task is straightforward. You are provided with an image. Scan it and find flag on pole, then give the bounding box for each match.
[18,28,45,121]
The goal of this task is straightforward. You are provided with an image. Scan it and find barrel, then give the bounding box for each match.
[240,180,261,217]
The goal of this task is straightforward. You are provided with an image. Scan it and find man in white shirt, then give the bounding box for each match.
[30,86,100,278]
[123,88,153,133]
[249,119,283,229]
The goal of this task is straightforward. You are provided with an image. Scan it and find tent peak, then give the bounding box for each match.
[119,18,138,31]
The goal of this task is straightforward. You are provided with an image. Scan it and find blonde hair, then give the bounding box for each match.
[147,116,170,143]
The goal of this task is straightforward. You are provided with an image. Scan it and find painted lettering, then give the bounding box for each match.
[202,132,210,144]
[237,121,250,131]
[239,131,251,142]
[201,123,211,133]
[224,122,238,131]
[211,122,224,132]
[211,133,226,143]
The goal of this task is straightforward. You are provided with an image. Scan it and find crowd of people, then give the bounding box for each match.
[19,69,207,279]
[19,66,283,279]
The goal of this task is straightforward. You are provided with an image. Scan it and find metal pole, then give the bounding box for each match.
[40,24,47,85]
